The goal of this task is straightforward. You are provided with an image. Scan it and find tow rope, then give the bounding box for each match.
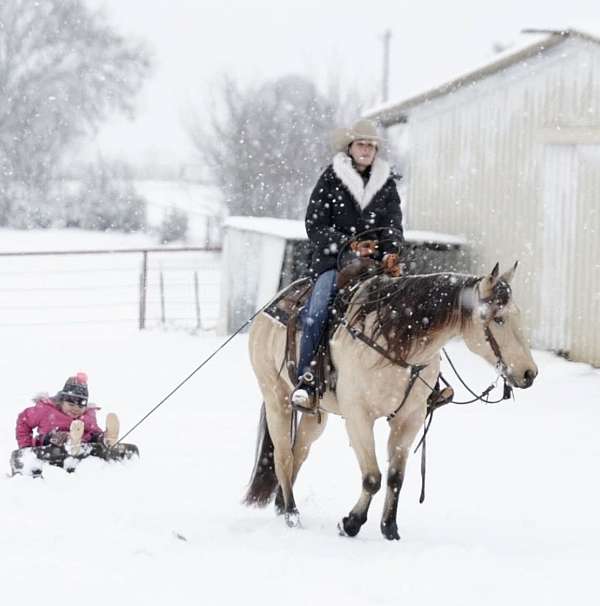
[115,305,267,446]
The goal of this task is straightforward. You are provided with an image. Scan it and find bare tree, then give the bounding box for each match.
[0,0,152,225]
[186,74,367,220]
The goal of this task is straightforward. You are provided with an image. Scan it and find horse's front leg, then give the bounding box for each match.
[381,412,422,540]
[339,411,381,538]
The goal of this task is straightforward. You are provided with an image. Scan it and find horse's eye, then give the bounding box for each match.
[493,316,505,326]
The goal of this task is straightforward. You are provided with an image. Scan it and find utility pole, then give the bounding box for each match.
[381,29,392,103]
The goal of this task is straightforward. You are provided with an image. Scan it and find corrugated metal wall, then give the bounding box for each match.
[569,145,600,363]
[390,39,600,365]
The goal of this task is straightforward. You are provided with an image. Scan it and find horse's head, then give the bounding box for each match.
[462,262,538,389]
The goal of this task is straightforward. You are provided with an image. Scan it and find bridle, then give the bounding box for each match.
[484,322,511,379]
[479,281,513,382]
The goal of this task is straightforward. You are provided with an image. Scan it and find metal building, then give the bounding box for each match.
[367,29,600,366]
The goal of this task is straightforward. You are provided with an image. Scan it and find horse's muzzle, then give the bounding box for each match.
[515,367,537,389]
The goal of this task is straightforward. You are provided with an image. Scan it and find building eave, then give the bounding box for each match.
[365,29,600,127]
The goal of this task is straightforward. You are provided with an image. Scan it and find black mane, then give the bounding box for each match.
[348,273,481,360]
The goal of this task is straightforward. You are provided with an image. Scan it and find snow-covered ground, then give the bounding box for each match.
[1,230,599,605]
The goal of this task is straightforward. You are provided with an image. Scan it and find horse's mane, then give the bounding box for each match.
[347,272,481,361]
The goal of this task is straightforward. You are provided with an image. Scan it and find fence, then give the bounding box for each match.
[0,246,221,331]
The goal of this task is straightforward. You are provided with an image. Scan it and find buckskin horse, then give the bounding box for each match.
[244,263,538,539]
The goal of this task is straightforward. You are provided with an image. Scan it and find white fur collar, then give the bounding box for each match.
[332,152,391,210]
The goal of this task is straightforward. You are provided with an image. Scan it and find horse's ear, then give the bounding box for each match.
[479,262,500,299]
[500,261,518,284]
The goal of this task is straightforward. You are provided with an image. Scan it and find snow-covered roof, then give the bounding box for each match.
[405,230,467,246]
[366,29,600,126]
[224,216,467,246]
[224,216,308,240]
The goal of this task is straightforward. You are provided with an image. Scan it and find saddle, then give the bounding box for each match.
[264,258,381,399]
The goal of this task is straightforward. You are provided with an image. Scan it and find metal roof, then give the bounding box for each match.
[365,29,600,126]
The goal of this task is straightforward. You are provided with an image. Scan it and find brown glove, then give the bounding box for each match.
[382,253,402,277]
[350,239,378,257]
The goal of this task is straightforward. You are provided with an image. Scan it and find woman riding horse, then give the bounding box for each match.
[292,118,404,410]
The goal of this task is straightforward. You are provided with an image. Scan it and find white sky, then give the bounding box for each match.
[86,0,600,169]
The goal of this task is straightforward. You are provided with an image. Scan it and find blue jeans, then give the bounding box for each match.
[297,269,337,381]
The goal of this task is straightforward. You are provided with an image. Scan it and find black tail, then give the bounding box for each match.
[243,402,278,507]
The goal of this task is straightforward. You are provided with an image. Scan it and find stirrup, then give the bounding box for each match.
[289,372,319,416]
[104,413,120,447]
[428,386,454,410]
[68,420,85,456]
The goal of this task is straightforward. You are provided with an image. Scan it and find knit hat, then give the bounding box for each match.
[331,119,383,153]
[59,372,89,404]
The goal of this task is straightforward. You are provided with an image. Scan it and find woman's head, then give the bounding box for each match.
[57,372,89,418]
[348,139,378,171]
[332,118,382,166]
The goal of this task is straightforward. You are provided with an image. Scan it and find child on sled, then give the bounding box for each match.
[15,372,119,455]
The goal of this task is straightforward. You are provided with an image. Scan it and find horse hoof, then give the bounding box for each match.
[285,511,301,528]
[340,514,363,537]
[381,522,401,541]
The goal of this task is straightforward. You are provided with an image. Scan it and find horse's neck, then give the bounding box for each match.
[406,322,463,366]
[360,313,463,367]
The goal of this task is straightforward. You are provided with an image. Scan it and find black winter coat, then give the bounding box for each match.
[305,153,404,276]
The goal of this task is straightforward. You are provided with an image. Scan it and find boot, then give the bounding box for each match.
[104,413,120,447]
[289,372,318,414]
[68,420,85,456]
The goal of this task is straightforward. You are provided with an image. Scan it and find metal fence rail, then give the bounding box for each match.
[0,246,221,331]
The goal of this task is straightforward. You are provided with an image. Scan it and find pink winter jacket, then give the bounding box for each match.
[15,397,103,448]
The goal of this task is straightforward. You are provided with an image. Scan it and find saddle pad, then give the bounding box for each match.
[263,278,312,327]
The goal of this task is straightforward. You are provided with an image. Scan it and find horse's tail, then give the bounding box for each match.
[243,402,278,507]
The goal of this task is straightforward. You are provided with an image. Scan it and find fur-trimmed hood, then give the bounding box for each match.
[332,152,392,210]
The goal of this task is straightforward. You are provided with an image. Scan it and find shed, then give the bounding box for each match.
[217,216,468,334]
[366,29,600,366]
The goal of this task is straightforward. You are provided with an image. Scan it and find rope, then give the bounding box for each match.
[115,304,267,446]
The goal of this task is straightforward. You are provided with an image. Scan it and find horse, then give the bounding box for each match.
[244,262,538,539]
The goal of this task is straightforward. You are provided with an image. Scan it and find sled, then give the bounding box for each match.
[9,442,139,476]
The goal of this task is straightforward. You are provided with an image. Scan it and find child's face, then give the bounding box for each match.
[61,398,87,418]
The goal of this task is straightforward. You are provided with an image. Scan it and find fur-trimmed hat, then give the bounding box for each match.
[331,119,383,153]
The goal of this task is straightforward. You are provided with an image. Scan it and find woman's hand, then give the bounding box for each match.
[382,253,402,277]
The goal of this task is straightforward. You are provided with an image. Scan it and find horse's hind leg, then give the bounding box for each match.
[264,394,300,527]
[292,412,328,483]
[274,411,328,514]
[340,411,381,538]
